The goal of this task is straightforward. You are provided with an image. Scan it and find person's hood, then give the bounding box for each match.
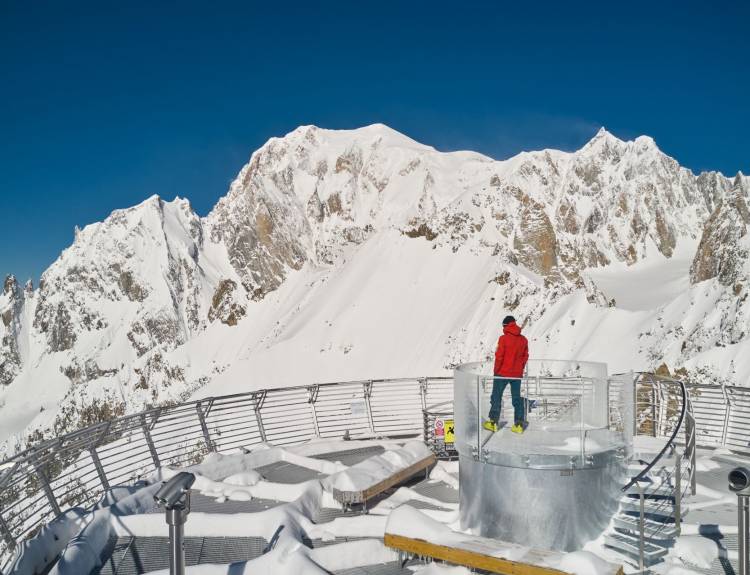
[503,321,522,336]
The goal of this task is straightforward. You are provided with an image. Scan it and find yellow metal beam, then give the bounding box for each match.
[384,533,624,575]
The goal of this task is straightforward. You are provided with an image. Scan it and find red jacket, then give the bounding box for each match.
[494,321,529,377]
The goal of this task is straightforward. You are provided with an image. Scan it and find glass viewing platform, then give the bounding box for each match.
[454,359,634,551]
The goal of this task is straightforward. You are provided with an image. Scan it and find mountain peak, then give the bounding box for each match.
[581,127,624,150]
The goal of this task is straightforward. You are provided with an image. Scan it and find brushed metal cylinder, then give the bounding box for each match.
[459,452,625,551]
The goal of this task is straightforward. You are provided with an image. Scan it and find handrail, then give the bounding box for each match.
[621,373,688,492]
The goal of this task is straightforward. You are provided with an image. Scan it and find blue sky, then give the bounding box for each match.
[1,0,748,282]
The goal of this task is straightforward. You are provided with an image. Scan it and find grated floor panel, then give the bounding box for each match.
[256,461,326,484]
[144,492,281,514]
[411,480,459,504]
[312,446,386,466]
[95,536,267,575]
[333,561,416,575]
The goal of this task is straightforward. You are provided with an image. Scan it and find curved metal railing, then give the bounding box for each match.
[0,372,748,571]
[0,377,452,571]
[622,373,688,493]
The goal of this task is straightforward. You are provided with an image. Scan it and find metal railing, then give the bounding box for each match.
[0,377,452,571]
[621,373,698,571]
[0,371,748,572]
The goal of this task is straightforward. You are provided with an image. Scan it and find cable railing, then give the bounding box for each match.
[0,371,748,572]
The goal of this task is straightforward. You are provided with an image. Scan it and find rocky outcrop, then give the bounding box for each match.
[0,275,25,386]
[691,174,750,286]
[208,279,246,326]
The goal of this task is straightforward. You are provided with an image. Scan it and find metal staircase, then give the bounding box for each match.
[604,374,697,572]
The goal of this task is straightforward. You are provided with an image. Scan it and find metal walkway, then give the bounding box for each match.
[91,445,456,575]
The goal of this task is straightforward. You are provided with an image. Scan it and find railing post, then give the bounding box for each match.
[638,482,646,572]
[253,391,267,443]
[307,385,320,437]
[89,446,110,491]
[657,381,668,437]
[195,400,215,452]
[31,457,61,516]
[419,378,428,411]
[0,512,16,550]
[685,396,697,496]
[475,376,482,461]
[721,385,731,445]
[141,413,161,468]
[363,381,376,434]
[651,384,658,437]
[633,375,639,436]
[738,492,750,575]
[675,451,682,535]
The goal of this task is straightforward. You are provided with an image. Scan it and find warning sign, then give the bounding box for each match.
[434,419,444,437]
[444,419,455,444]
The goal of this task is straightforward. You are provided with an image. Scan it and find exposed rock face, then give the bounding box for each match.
[514,196,558,276]
[208,279,246,326]
[0,275,26,386]
[691,174,750,286]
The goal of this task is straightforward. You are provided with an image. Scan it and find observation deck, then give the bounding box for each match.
[454,360,631,550]
[0,368,747,575]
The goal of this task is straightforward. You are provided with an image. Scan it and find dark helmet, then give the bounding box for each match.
[502,315,516,326]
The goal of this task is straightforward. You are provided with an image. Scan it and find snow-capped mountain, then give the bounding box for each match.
[1,124,747,456]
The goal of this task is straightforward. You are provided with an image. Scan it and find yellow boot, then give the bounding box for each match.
[483,420,498,432]
[511,423,524,434]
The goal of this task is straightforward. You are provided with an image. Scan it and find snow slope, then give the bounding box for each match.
[1,124,748,455]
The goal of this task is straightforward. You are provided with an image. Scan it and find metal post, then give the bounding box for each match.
[154,472,195,575]
[141,414,161,468]
[638,482,646,572]
[419,378,428,411]
[475,376,482,460]
[195,401,215,452]
[633,375,639,437]
[606,377,611,429]
[739,494,749,575]
[721,385,731,445]
[89,446,110,491]
[651,384,658,437]
[686,407,697,496]
[253,391,267,442]
[579,377,585,465]
[32,459,61,516]
[675,452,682,535]
[308,385,320,437]
[167,505,188,575]
[524,377,529,424]
[363,381,376,434]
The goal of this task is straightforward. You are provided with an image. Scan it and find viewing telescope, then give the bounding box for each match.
[729,467,750,575]
[155,471,196,508]
[154,472,196,575]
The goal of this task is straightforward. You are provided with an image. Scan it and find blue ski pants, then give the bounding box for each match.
[488,377,524,424]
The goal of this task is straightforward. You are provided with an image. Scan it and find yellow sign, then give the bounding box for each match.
[444,419,455,443]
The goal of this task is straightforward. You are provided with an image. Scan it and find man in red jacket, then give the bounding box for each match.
[484,315,529,434]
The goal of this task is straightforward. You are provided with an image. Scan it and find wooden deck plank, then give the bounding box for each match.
[332,454,436,505]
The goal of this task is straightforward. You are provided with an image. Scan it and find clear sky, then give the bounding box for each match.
[1,0,748,283]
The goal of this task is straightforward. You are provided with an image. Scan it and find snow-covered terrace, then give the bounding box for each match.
[0,374,749,574]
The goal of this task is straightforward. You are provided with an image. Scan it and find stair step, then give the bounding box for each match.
[619,498,675,518]
[603,532,669,563]
[625,482,675,499]
[612,514,677,539]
